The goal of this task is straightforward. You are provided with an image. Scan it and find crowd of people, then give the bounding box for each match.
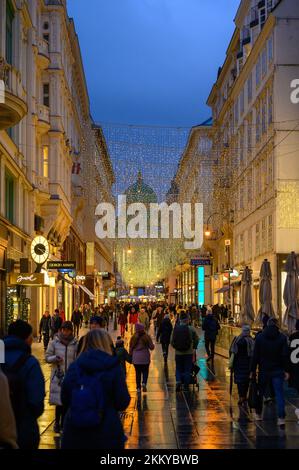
[1,300,299,450]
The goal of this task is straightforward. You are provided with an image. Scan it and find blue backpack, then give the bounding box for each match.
[69,365,105,428]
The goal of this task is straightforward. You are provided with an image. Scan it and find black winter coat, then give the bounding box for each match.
[231,337,253,384]
[202,315,220,341]
[157,318,173,344]
[251,325,289,378]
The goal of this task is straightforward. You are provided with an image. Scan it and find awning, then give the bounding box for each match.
[79,284,95,300]
[215,286,231,294]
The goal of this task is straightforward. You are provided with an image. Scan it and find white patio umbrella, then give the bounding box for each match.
[283,252,299,333]
[256,259,275,325]
[240,266,255,324]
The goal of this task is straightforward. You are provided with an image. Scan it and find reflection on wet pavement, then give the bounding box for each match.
[35,325,299,449]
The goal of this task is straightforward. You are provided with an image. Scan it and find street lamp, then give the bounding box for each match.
[205,212,220,238]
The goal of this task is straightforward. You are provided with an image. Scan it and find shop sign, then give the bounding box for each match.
[47,261,76,270]
[76,275,86,281]
[191,258,211,266]
[99,272,111,279]
[9,273,46,286]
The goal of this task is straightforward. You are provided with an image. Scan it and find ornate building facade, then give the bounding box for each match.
[0,0,115,334]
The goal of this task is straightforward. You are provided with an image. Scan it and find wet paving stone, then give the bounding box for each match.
[33,325,299,449]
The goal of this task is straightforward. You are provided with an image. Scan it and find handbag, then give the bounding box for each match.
[248,378,260,410]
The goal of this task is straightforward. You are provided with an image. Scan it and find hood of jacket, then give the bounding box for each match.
[262,325,280,340]
[4,335,31,354]
[76,349,119,373]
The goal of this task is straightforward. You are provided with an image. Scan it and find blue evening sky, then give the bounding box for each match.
[67,0,240,127]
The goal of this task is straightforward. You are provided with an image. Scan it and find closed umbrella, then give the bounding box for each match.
[256,259,275,325]
[283,252,299,333]
[240,266,255,324]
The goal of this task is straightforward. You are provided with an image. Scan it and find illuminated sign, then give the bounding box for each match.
[9,273,46,286]
[47,261,76,270]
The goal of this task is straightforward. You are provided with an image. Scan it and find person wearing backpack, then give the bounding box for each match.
[45,321,78,434]
[129,323,155,393]
[0,368,18,449]
[3,320,45,449]
[202,307,221,361]
[157,313,173,363]
[60,329,131,449]
[171,312,199,392]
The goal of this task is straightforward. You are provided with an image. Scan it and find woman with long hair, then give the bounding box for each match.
[61,329,131,449]
[130,323,155,393]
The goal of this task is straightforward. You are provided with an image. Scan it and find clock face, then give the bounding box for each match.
[31,236,50,265]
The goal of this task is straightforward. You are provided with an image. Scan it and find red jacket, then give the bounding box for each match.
[129,313,138,324]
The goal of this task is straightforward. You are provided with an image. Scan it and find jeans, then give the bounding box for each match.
[205,338,216,358]
[175,354,193,386]
[256,374,286,419]
[134,364,149,389]
[161,342,170,360]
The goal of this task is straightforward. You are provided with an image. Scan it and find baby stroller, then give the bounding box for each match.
[190,362,200,391]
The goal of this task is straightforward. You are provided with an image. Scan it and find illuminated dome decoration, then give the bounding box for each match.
[125,171,158,205]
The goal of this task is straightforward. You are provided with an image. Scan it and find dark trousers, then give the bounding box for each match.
[55,405,66,427]
[73,323,80,337]
[256,374,286,419]
[134,364,149,389]
[175,354,193,386]
[42,331,50,350]
[237,381,250,399]
[161,342,170,360]
[205,337,216,358]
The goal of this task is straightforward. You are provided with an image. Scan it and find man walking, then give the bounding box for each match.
[202,307,220,361]
[171,312,199,392]
[251,317,289,426]
[71,304,83,338]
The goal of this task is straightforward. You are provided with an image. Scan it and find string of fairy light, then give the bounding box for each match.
[76,119,298,288]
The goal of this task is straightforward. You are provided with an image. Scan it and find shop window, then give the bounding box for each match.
[6,0,14,65]
[197,267,205,306]
[5,170,15,224]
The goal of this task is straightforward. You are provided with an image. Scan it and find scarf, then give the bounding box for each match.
[58,332,75,347]
[230,333,254,357]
